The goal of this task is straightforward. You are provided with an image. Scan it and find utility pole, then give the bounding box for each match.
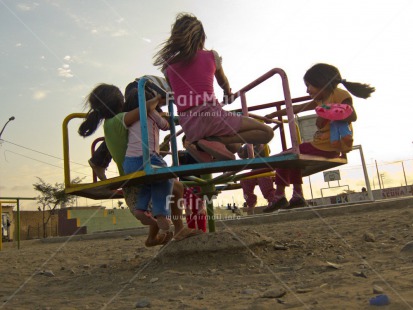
[375,160,382,190]
[0,116,15,139]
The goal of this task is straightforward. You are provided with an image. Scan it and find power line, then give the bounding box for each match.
[1,139,87,167]
[1,139,118,174]
[4,150,90,176]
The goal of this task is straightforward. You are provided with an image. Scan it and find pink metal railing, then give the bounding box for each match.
[231,68,302,157]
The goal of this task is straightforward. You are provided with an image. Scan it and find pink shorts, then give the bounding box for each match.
[178,103,243,143]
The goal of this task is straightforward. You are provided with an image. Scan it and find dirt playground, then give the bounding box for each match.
[1,197,413,310]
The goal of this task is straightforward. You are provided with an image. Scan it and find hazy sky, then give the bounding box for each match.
[1,0,412,210]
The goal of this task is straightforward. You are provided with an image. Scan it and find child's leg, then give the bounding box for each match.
[151,178,174,231]
[134,210,157,226]
[240,178,258,208]
[269,169,303,210]
[286,142,339,208]
[124,186,171,246]
[180,105,271,159]
[197,139,235,161]
[184,201,193,228]
[196,212,207,232]
[184,187,196,229]
[90,141,112,167]
[155,215,171,231]
[257,176,276,203]
[186,143,214,163]
[263,170,289,212]
[192,196,206,232]
[212,117,274,146]
[169,180,202,240]
[145,223,173,247]
[186,214,196,229]
[226,143,242,154]
[124,184,154,225]
[89,142,112,180]
[170,181,186,233]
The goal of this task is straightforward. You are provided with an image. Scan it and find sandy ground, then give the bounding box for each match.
[1,198,413,310]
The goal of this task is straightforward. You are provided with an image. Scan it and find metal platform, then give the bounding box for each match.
[65,153,347,199]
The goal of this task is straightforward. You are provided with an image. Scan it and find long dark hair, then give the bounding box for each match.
[304,63,375,99]
[153,13,206,70]
[78,84,124,137]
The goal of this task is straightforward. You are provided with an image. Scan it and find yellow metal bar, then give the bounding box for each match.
[263,144,270,157]
[201,174,216,232]
[241,171,275,180]
[62,113,87,189]
[64,170,146,194]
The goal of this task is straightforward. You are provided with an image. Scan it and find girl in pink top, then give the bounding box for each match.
[153,13,274,162]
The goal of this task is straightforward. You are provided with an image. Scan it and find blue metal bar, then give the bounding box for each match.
[137,78,154,175]
[148,153,298,177]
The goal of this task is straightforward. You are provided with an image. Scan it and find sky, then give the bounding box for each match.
[1,0,413,210]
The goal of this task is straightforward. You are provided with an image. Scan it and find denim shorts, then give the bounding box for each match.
[123,154,173,217]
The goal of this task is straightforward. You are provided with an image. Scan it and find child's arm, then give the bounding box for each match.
[265,101,317,120]
[212,50,234,103]
[149,110,170,131]
[123,95,161,127]
[342,98,357,123]
[215,67,232,96]
[316,98,356,128]
[215,67,235,104]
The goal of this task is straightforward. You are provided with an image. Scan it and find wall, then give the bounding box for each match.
[17,210,58,240]
[308,185,413,206]
[65,207,143,233]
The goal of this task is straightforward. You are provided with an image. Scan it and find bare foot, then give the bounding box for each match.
[173,227,203,241]
[156,215,171,231]
[145,231,173,247]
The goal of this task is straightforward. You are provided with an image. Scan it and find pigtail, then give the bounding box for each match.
[78,110,103,137]
[78,83,123,137]
[341,80,375,99]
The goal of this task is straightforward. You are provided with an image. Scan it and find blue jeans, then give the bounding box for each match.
[123,154,173,217]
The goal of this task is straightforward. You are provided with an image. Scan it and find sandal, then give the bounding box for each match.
[197,139,235,161]
[173,227,203,242]
[145,231,173,247]
[263,197,289,213]
[285,197,307,209]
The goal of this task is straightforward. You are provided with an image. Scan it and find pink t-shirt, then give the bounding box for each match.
[166,50,221,113]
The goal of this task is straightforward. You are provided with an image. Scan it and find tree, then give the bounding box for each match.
[33,177,81,238]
